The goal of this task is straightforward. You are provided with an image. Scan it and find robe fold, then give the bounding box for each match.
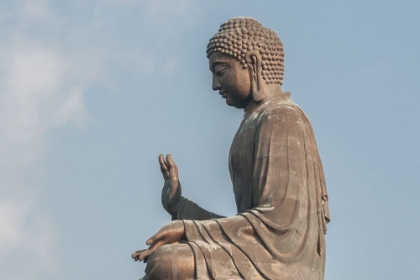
[175,94,330,279]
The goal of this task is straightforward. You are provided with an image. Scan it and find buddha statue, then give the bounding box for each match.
[132,17,330,280]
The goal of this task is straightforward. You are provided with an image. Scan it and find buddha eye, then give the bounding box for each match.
[216,67,227,77]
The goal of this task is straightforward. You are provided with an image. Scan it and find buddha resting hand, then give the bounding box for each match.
[131,220,185,262]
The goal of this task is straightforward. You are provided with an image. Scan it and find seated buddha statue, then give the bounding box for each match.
[132,17,330,280]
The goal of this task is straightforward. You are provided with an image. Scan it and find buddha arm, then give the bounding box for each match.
[172,196,225,221]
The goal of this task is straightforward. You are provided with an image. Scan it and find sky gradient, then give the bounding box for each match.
[1,1,419,279]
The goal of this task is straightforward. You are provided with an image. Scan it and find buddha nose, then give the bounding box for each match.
[212,74,221,91]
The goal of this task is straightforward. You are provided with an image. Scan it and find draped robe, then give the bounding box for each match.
[174,93,330,279]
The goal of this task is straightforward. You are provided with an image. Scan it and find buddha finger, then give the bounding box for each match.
[138,250,150,262]
[160,165,169,179]
[146,231,167,248]
[166,155,179,180]
[166,154,177,169]
[132,250,145,261]
[159,154,169,170]
[159,155,169,177]
[139,241,163,261]
[146,235,159,246]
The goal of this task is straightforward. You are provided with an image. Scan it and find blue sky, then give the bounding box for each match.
[0,1,419,279]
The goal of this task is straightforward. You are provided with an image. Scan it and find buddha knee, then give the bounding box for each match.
[145,245,175,278]
[145,244,195,280]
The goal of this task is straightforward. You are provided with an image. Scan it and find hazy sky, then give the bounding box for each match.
[1,1,419,279]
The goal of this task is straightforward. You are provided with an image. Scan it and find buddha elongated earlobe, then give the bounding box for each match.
[248,65,259,101]
[245,51,266,102]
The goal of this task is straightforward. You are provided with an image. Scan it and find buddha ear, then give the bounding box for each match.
[245,51,266,102]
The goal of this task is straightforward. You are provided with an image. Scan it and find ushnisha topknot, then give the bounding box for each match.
[207,17,285,85]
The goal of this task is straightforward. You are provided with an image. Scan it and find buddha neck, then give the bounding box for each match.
[244,85,289,115]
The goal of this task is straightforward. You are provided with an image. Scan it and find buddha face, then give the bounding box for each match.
[209,52,252,109]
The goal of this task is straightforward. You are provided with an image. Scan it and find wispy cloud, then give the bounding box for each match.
[0,46,87,165]
[0,194,57,279]
[0,2,88,279]
[0,46,87,280]
[0,0,202,278]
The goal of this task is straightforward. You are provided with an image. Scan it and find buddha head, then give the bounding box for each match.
[207,17,284,107]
